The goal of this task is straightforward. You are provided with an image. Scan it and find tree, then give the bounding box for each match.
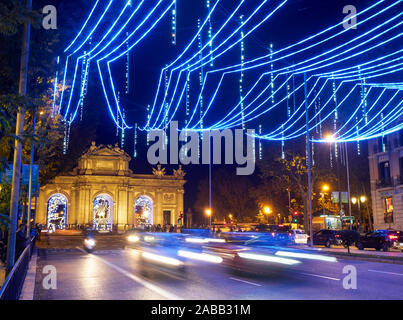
[194,168,258,223]
[258,151,336,232]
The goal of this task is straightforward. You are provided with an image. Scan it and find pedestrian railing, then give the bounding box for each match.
[0,239,33,300]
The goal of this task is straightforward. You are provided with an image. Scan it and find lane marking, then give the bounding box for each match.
[368,269,403,276]
[229,277,262,287]
[299,272,340,281]
[77,247,182,300]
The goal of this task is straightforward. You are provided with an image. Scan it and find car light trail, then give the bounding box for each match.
[238,252,300,265]
[177,250,223,264]
[127,235,140,243]
[141,252,183,266]
[275,251,337,262]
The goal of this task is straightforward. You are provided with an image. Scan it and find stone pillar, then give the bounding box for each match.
[118,186,128,230]
[155,188,163,225]
[177,188,184,226]
[128,188,134,227]
[84,186,91,225]
[77,187,85,225]
[70,187,78,225]
[37,191,46,225]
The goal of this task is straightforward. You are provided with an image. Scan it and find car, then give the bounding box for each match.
[290,229,308,244]
[309,229,343,248]
[267,225,293,245]
[355,230,403,252]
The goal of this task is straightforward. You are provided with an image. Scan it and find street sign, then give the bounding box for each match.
[341,192,348,204]
[341,216,354,221]
[331,192,339,203]
[0,164,39,185]
[331,191,349,204]
[22,164,39,185]
[0,166,13,184]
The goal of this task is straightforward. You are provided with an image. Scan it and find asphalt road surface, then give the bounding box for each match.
[30,246,403,300]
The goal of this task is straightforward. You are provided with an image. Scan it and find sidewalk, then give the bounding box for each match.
[293,244,403,264]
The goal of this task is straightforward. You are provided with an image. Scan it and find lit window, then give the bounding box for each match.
[383,197,394,223]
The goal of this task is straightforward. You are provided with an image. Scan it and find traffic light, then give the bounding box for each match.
[293,211,299,223]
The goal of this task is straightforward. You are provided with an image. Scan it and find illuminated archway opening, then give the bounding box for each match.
[134,196,153,227]
[47,194,68,230]
[93,194,113,231]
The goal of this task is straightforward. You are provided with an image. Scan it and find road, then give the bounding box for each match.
[28,245,403,300]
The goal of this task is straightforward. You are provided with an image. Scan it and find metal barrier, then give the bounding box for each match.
[0,239,33,300]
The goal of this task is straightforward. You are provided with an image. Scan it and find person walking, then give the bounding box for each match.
[16,224,28,260]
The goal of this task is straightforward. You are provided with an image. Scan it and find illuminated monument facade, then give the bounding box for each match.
[37,142,185,231]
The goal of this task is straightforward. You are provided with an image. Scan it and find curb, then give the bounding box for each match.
[299,247,403,265]
[20,247,38,300]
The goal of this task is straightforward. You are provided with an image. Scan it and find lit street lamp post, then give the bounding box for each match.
[321,184,330,215]
[264,206,271,224]
[352,195,367,231]
[205,209,212,229]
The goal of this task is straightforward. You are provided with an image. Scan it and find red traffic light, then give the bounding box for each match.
[293,211,299,216]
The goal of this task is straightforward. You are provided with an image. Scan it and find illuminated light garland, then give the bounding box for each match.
[171,0,176,44]
[116,107,120,137]
[240,15,245,130]
[206,1,397,76]
[332,75,338,160]
[61,0,143,127]
[198,18,204,139]
[64,0,101,53]
[51,56,60,118]
[146,104,150,146]
[207,0,214,67]
[121,107,125,148]
[151,0,285,130]
[259,124,262,160]
[146,0,240,129]
[281,124,285,160]
[56,0,402,149]
[181,19,402,134]
[59,0,171,130]
[269,43,274,104]
[286,70,291,118]
[202,27,402,134]
[126,32,130,95]
[184,3,402,128]
[133,123,138,158]
[101,0,175,131]
[245,64,402,143]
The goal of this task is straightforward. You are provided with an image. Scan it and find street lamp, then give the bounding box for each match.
[351,195,367,231]
[205,208,212,229]
[325,133,352,228]
[263,206,272,223]
[321,184,330,215]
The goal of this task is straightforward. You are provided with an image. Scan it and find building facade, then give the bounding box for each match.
[368,130,403,231]
[37,142,185,231]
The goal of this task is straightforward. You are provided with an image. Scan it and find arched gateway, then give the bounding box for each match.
[47,193,68,230]
[93,194,113,231]
[37,142,185,231]
[134,196,154,227]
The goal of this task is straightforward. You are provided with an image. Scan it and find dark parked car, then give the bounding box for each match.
[309,230,341,247]
[356,230,403,252]
[309,229,359,248]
